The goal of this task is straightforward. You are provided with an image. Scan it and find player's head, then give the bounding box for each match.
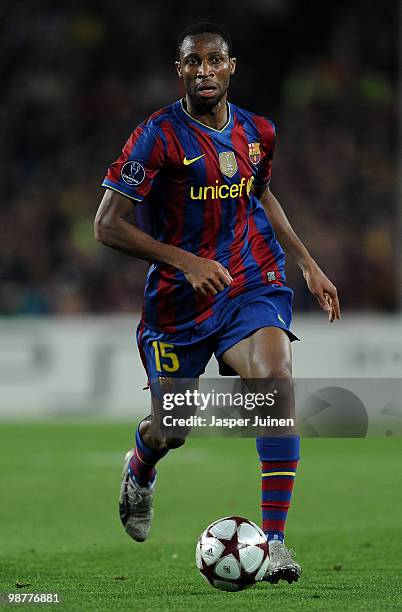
[175,22,236,110]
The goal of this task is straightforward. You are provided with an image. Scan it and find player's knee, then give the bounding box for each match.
[163,436,186,450]
[266,363,292,381]
[251,361,292,382]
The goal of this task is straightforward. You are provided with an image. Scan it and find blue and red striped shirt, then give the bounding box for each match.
[103,99,286,332]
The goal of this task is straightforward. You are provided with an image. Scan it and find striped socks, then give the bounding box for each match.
[256,436,300,543]
[128,427,169,487]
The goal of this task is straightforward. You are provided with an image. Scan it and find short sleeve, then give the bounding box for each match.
[102,124,166,203]
[252,117,276,188]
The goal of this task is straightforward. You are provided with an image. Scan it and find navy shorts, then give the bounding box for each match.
[137,286,298,380]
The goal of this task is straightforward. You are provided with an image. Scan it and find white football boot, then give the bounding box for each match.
[119,450,155,542]
[264,540,302,584]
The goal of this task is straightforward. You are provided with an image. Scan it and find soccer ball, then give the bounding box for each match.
[195,516,269,592]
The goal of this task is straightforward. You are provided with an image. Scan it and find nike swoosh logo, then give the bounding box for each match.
[183,154,205,166]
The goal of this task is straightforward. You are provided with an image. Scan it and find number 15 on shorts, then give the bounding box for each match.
[152,341,180,373]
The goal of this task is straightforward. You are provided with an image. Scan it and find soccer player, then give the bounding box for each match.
[95,22,340,584]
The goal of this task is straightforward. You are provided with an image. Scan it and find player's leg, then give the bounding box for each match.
[126,373,198,484]
[127,384,193,490]
[120,382,197,542]
[221,326,301,583]
[120,324,210,542]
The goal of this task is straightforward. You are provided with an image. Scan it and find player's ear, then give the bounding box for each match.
[230,57,237,75]
[175,61,183,78]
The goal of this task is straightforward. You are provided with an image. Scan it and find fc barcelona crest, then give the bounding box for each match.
[219,151,238,178]
[248,142,261,165]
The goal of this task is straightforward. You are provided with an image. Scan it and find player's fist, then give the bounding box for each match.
[182,255,233,297]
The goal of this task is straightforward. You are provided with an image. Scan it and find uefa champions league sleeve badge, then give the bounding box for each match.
[121,161,146,186]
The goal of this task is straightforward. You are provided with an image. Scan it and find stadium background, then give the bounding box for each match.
[0,2,401,611]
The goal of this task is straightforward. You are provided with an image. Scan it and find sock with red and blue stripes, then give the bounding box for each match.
[128,427,169,487]
[256,436,300,543]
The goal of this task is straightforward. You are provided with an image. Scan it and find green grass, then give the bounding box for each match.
[0,423,401,611]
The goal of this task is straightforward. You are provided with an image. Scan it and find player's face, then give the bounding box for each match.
[175,33,236,109]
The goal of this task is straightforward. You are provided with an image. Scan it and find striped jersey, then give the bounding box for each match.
[102,99,286,332]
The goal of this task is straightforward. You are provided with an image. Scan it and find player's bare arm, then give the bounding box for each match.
[94,189,232,297]
[254,184,341,323]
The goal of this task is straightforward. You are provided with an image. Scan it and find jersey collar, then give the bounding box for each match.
[178,98,232,134]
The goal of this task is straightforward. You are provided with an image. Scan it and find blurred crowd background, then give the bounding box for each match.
[0,0,398,316]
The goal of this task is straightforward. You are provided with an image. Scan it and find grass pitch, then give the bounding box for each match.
[0,422,401,611]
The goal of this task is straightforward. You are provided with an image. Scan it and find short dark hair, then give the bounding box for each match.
[176,22,233,60]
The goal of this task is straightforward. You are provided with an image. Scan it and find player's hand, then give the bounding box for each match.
[303,263,341,323]
[182,255,233,297]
